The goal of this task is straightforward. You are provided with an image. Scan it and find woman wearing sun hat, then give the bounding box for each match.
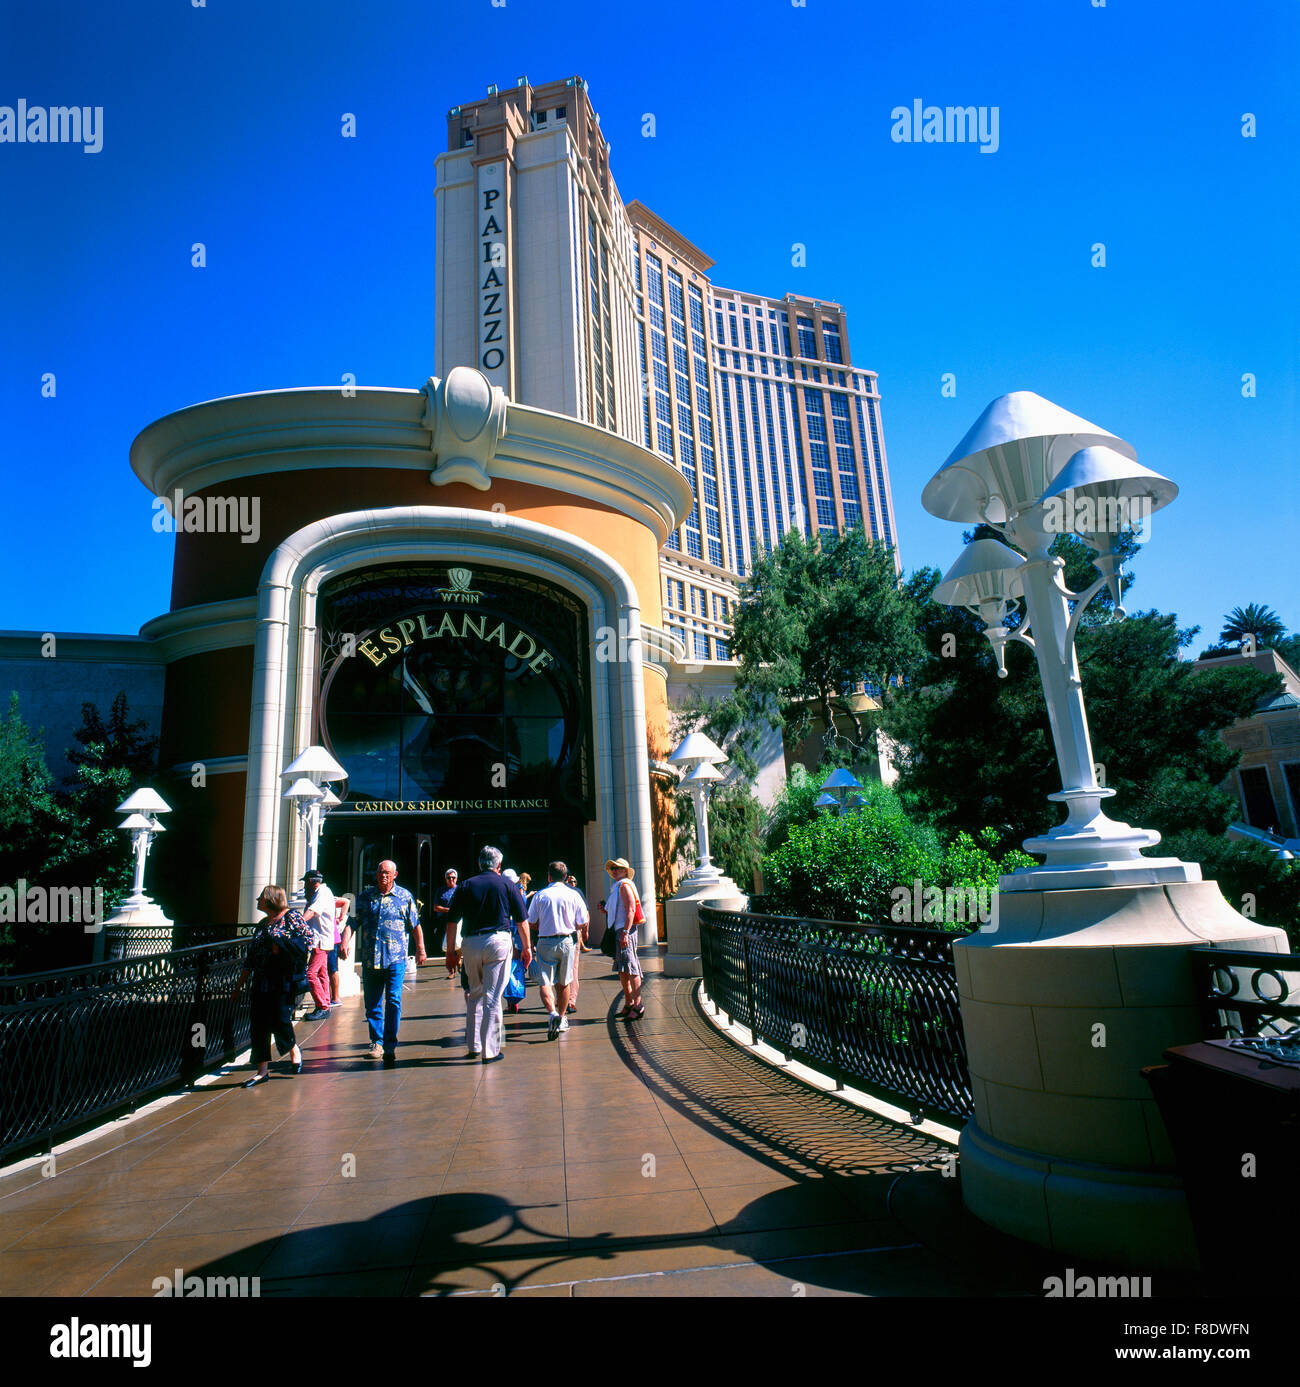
[600,858,644,1019]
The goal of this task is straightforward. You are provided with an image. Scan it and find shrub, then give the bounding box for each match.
[760,781,944,922]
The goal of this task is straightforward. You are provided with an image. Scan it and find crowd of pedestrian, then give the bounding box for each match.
[241,849,645,1083]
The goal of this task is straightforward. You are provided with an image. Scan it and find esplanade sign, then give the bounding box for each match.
[358,608,556,674]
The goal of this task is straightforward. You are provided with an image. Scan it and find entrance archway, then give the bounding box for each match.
[238,507,655,925]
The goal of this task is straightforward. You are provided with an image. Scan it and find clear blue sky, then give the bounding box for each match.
[1,0,1296,653]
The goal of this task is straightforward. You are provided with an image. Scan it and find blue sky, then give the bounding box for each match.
[1,0,1296,653]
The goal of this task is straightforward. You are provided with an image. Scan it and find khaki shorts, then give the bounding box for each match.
[534,933,577,988]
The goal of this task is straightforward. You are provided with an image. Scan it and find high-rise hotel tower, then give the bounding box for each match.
[435,76,899,665]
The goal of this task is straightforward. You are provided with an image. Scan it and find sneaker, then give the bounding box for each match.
[566,1002,577,1014]
[366,1042,384,1059]
[546,1012,560,1041]
[556,1016,569,1034]
[306,1009,331,1022]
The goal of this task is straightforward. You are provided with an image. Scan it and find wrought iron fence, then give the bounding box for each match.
[0,935,253,1163]
[1190,945,1300,1044]
[103,924,254,960]
[698,905,972,1126]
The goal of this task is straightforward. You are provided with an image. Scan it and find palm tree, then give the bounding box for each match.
[1220,603,1286,649]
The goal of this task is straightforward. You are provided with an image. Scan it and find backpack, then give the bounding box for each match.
[273,909,314,992]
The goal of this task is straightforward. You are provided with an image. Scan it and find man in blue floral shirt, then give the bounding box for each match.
[341,859,426,1066]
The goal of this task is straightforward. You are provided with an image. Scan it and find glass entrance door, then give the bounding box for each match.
[319,814,586,938]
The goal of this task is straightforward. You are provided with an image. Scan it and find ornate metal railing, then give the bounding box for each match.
[0,935,253,1162]
[1190,945,1300,1046]
[103,924,254,960]
[698,906,972,1126]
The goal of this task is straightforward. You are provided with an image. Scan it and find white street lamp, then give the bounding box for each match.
[925,391,1192,891]
[668,731,728,770]
[928,392,1289,1273]
[280,746,347,897]
[102,788,174,941]
[677,760,725,878]
[663,733,749,976]
[283,777,327,885]
[282,745,347,783]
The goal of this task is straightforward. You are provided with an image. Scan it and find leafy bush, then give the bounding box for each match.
[760,781,943,922]
[760,780,1035,928]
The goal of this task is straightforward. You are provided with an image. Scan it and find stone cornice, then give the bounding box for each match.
[129,373,694,545]
[137,597,258,660]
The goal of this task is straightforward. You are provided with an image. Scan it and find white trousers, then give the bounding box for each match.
[463,931,512,1059]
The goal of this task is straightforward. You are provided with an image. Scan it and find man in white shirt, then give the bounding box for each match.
[302,869,338,1022]
[526,860,589,1041]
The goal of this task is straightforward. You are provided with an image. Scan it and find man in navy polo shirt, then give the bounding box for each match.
[449,845,530,1063]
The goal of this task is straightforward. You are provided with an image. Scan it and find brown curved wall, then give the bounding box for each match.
[154,647,255,925]
[170,471,665,628]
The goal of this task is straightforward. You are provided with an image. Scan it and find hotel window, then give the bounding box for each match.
[822,323,844,363]
[461,129,474,147]
[796,316,817,358]
[555,105,567,120]
[535,109,549,126]
[714,641,730,661]
[713,593,728,621]
[694,632,711,661]
[1239,767,1280,830]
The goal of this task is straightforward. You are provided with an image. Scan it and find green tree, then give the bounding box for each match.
[43,693,159,903]
[1220,603,1286,648]
[0,693,55,882]
[730,527,924,761]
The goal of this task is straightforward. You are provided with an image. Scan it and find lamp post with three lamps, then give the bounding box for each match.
[924,391,1287,1270]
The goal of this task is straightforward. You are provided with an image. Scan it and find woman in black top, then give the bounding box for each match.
[233,885,311,1087]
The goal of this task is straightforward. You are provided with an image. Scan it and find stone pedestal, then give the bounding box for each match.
[663,871,748,978]
[954,879,1287,1271]
[97,897,174,962]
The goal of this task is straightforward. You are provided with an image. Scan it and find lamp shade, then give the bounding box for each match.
[821,768,863,792]
[814,794,838,809]
[1037,446,1177,541]
[932,538,1027,609]
[117,813,155,831]
[923,391,1136,525]
[283,777,325,802]
[319,788,342,807]
[669,731,727,766]
[282,746,347,780]
[116,788,172,816]
[679,761,724,787]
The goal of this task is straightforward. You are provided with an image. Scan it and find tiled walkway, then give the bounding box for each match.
[0,957,1061,1297]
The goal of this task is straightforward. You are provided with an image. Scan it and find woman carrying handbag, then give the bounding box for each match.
[601,857,644,1020]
